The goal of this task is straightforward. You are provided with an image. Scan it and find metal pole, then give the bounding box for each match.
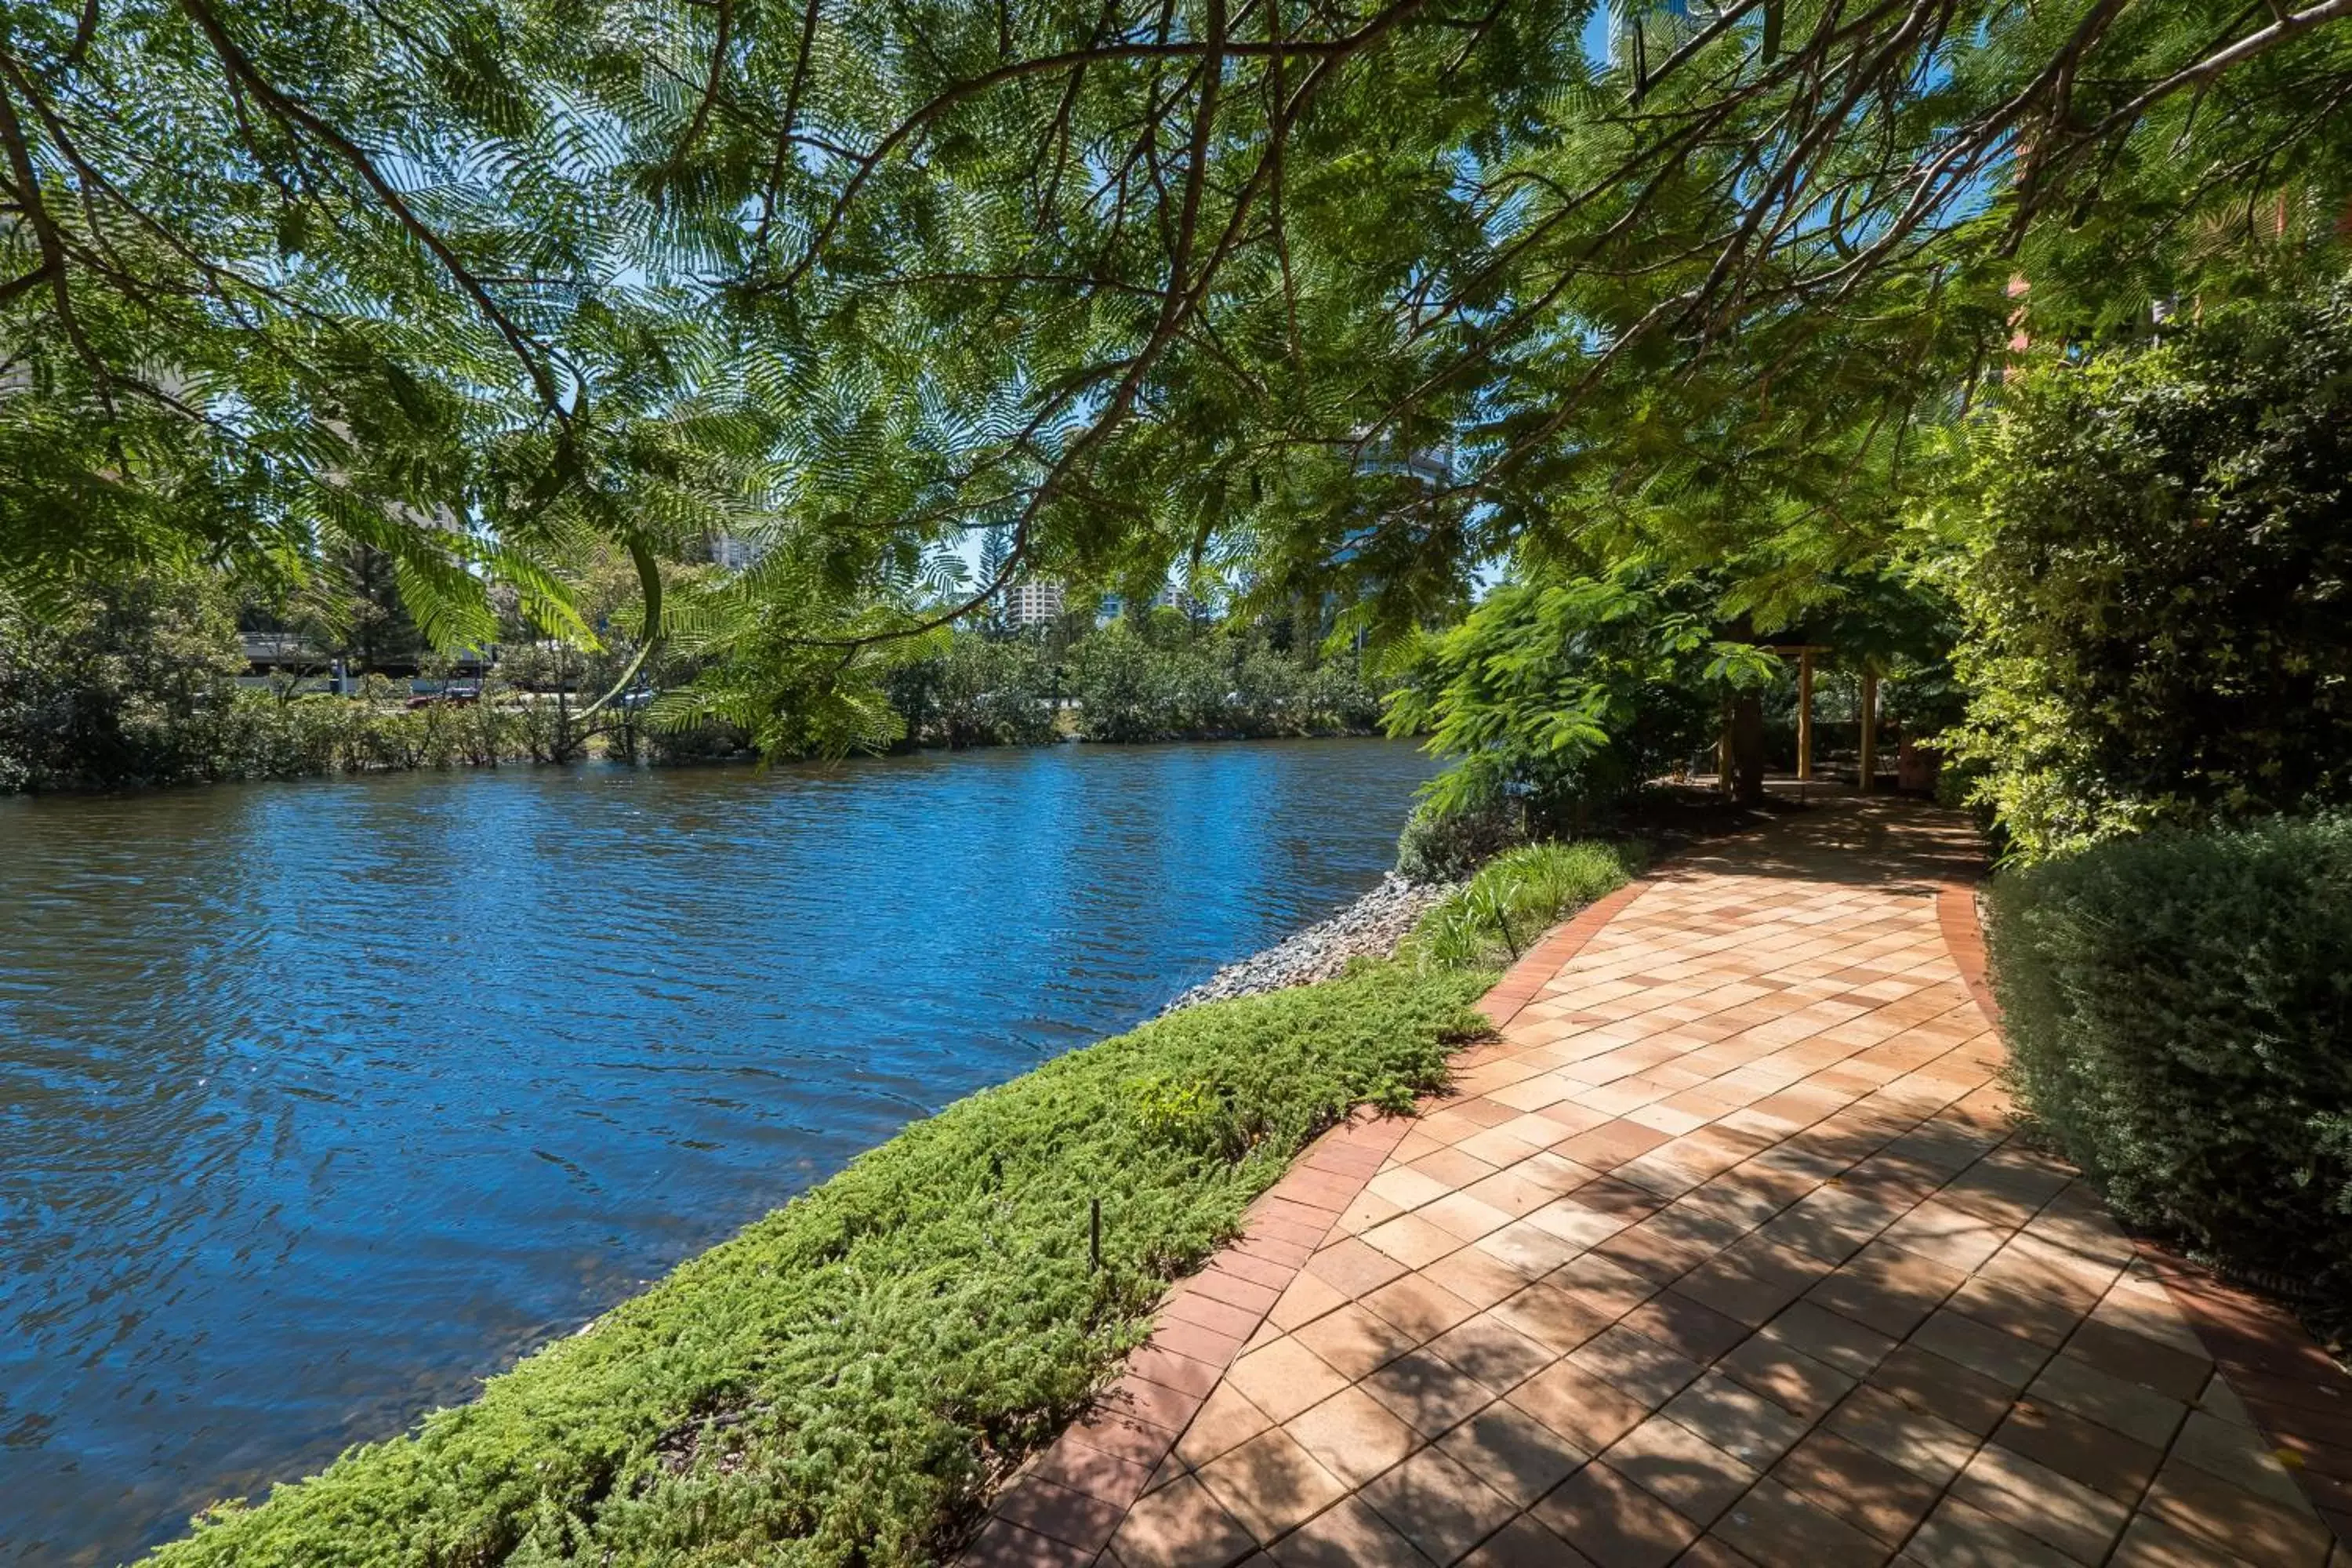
[1796,651,1814,782]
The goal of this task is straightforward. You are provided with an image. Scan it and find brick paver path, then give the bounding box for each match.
[968,797,2349,1568]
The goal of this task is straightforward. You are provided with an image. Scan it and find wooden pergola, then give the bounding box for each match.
[1752,643,1880,793]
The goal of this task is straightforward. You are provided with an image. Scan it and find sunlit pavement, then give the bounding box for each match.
[967,793,2351,1568]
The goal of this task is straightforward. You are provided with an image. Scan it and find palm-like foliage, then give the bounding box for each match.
[4,0,2350,739]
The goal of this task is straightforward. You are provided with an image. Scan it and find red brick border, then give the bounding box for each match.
[958,881,1657,1566]
[1938,876,2352,1555]
[1477,878,1652,1030]
[1936,880,2000,1027]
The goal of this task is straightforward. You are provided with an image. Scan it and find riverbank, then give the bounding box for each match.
[113,814,1639,1566]
[138,964,1500,1568]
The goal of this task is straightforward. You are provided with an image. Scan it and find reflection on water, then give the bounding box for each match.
[0,739,1435,1566]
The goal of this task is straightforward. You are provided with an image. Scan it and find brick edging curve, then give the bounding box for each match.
[956,878,1660,1566]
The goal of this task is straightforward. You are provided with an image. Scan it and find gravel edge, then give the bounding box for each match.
[1160,874,1460,1014]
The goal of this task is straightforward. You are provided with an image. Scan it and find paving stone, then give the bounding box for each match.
[1532,1461,1705,1568]
[1294,1300,1421,1380]
[2142,1457,2337,1567]
[1360,1446,1521,1565]
[1227,1336,1352,1424]
[1991,1396,2163,1504]
[2026,1351,2190,1449]
[1770,1428,1944,1545]
[1904,1491,2080,1568]
[1194,1428,1352,1543]
[1366,1348,1501,1438]
[1714,1332,1854,1420]
[1823,1385,1981,1488]
[1950,1440,2131,1563]
[1457,1514,1602,1568]
[1436,1401,1590,1505]
[1602,1414,1760,1526]
[1426,1311,1558,1394]
[1571,1323,1708,1409]
[1709,1476,1887,1568]
[1268,1495,1434,1568]
[1511,1359,1654,1453]
[1659,1372,1812,1471]
[1285,1385,1421,1486]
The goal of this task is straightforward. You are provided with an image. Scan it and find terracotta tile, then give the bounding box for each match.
[1821,1385,1979,1488]
[2026,1351,2190,1449]
[1167,1289,1264,1343]
[1990,1398,2162,1504]
[1909,1306,2054,1390]
[1194,1428,1352,1543]
[1425,1243,1544,1311]
[1286,1385,1421,1486]
[1950,1442,2129,1563]
[1805,1240,1966,1339]
[1554,1251,1665,1317]
[1905,1493,2080,1568]
[1265,1269,1352,1334]
[1227,1337,1352,1424]
[1866,1341,2017,1436]
[1708,1476,1886,1568]
[1757,1300,1897,1380]
[1363,1445,1522,1565]
[1371,1165,1459,1211]
[1512,1359,1653,1454]
[1428,1311,1559,1393]
[1714,1332,1853,1421]
[1364,1273,1483,1344]
[996,1477,1127,1553]
[1531,1461,1704,1568]
[1603,1414,1759,1526]
[1570,1323,1706,1409]
[1439,1399,1590,1505]
[1130,1343,1225,1400]
[2169,1409,2314,1506]
[1459,1514,1601,1568]
[2107,1510,2263,1567]
[1294,1300,1420,1379]
[1177,1383,1277,1468]
[1771,1428,1943,1545]
[1305,1234,1411,1298]
[1367,1212,1472,1270]
[2142,1457,2336,1566]
[1267,1496,1432,1568]
[1367,1348,1501,1437]
[1492,1277,1620,1355]
[1476,1219,1584,1279]
[960,1517,1097,1567]
[1621,1290,1753,1366]
[2062,1318,2212,1403]
[1658,1372,1811,1471]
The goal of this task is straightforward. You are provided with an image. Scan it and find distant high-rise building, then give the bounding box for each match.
[709,532,764,571]
[1005,579,1066,627]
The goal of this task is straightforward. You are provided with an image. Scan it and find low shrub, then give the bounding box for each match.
[1394,791,1525,884]
[142,963,1494,1568]
[1404,840,1642,970]
[1986,815,2352,1287]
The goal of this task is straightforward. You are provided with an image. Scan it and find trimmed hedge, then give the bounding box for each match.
[141,964,1493,1568]
[1986,815,2352,1286]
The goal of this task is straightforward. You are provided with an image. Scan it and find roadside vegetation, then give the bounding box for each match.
[1403,841,1643,970]
[140,963,1494,1568]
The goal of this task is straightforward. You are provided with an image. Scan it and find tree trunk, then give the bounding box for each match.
[1729,688,1768,804]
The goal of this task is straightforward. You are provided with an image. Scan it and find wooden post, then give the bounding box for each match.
[1858,671,1879,793]
[1796,650,1814,782]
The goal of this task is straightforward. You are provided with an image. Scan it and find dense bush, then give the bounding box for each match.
[1404,840,1642,969]
[1987,815,2352,1287]
[1381,571,1776,836]
[1063,614,1378,742]
[141,963,1492,1568]
[1947,282,2352,859]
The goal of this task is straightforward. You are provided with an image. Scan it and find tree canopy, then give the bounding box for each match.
[5,0,2351,733]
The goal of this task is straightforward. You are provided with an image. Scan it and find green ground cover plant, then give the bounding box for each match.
[1404,840,1643,971]
[1986,815,2352,1290]
[141,963,1494,1568]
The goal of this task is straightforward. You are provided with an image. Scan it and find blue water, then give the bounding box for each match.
[0,739,1436,1565]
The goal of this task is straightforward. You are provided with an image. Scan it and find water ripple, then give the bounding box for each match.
[0,739,1433,1566]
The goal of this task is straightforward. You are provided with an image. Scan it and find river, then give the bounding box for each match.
[0,738,1436,1566]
